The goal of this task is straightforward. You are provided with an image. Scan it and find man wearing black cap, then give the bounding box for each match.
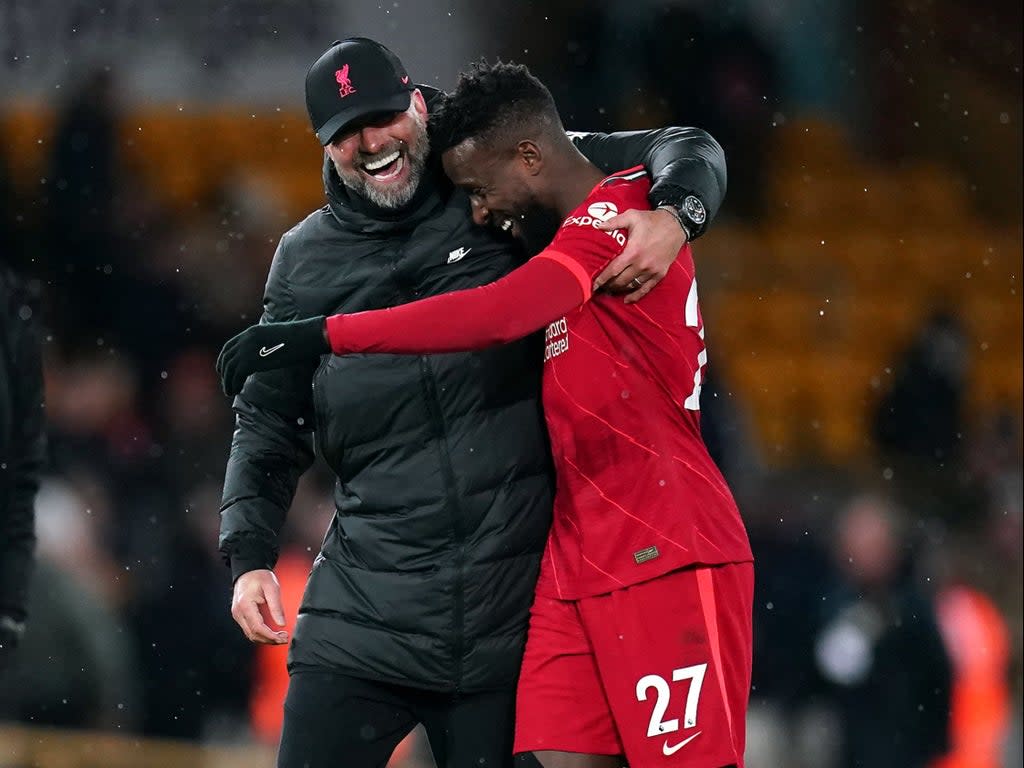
[218,37,728,768]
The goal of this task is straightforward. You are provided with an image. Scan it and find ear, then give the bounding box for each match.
[516,140,543,176]
[410,89,428,119]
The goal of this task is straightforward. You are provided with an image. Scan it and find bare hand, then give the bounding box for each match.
[592,208,687,304]
[231,569,289,645]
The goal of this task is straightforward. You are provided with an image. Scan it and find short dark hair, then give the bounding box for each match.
[430,60,563,154]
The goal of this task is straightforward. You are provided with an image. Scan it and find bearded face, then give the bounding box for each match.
[329,104,430,210]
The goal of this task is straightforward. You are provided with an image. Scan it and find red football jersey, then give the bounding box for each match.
[532,167,752,600]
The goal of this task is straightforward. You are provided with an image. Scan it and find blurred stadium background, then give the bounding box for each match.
[0,1,1020,766]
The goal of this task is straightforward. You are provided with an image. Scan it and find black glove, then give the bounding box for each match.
[216,315,329,397]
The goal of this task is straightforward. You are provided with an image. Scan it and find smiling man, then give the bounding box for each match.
[218,38,730,768]
[308,44,432,209]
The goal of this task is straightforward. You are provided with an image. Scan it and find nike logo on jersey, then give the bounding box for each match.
[662,731,700,756]
[259,343,285,357]
[447,246,472,264]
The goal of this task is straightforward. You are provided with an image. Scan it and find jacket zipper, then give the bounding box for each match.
[418,354,466,692]
[311,356,330,461]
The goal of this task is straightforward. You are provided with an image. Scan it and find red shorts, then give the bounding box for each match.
[514,562,753,767]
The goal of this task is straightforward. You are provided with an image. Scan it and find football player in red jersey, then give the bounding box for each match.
[218,61,753,768]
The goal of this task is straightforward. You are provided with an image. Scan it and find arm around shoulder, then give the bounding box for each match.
[570,126,727,238]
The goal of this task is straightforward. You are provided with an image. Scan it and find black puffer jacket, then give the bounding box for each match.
[219,94,727,691]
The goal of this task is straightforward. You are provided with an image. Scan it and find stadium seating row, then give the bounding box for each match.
[2,107,1019,466]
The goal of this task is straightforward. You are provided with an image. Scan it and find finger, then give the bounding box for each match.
[594,210,636,231]
[623,273,662,304]
[243,600,289,644]
[263,584,287,627]
[233,603,263,643]
[258,601,287,632]
[593,254,636,293]
[602,264,643,295]
[595,228,649,289]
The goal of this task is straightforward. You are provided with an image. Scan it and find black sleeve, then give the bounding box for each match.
[570,127,727,238]
[0,274,45,622]
[218,236,318,581]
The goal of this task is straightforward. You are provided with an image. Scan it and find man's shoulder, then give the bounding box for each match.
[259,207,346,312]
[269,206,344,272]
[556,168,650,240]
[281,205,336,248]
[572,167,650,220]
[594,166,651,204]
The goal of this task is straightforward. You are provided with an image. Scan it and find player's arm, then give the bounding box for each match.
[570,127,727,236]
[216,253,590,397]
[327,252,589,355]
[570,127,725,300]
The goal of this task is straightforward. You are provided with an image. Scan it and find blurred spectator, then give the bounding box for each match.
[41,67,192,393]
[42,353,174,560]
[747,471,836,710]
[496,2,778,218]
[0,477,139,730]
[928,533,1012,768]
[699,366,763,492]
[966,408,1023,658]
[700,19,779,219]
[169,179,289,344]
[744,468,844,768]
[42,464,128,607]
[155,347,234,492]
[873,310,981,527]
[0,147,28,272]
[129,480,254,740]
[575,2,780,219]
[967,407,1023,539]
[874,309,969,468]
[0,260,45,671]
[814,492,952,768]
[44,67,121,345]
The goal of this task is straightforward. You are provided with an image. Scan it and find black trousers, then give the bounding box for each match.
[278,669,516,768]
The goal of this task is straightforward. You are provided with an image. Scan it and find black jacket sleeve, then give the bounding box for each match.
[570,127,727,238]
[0,269,45,623]
[218,236,318,581]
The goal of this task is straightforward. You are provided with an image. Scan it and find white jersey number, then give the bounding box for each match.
[683,278,707,410]
[635,662,708,737]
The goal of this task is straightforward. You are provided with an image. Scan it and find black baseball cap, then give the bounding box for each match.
[305,37,415,146]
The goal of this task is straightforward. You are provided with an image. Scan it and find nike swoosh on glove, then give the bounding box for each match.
[216,315,328,397]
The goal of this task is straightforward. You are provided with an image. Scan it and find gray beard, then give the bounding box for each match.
[334,113,429,210]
